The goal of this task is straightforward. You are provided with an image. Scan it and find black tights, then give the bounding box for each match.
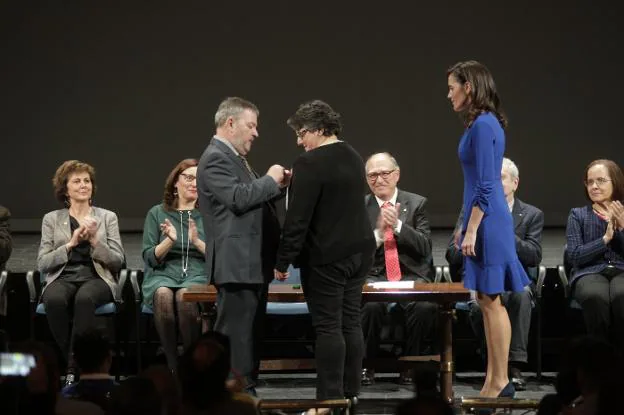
[152,287,201,371]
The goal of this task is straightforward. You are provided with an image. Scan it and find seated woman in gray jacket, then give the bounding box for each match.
[141,158,206,372]
[37,160,125,379]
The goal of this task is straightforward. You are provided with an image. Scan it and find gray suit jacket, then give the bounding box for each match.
[366,189,435,282]
[197,138,282,285]
[36,207,125,295]
[446,198,544,281]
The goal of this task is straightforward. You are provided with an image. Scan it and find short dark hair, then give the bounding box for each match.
[178,331,231,410]
[52,160,97,206]
[584,159,624,202]
[73,330,111,374]
[107,377,162,415]
[447,60,507,129]
[163,158,199,211]
[287,100,342,137]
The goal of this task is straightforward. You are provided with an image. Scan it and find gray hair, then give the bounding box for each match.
[502,157,519,179]
[366,152,400,170]
[214,97,259,128]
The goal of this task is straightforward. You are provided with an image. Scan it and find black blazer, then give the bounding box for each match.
[446,198,544,281]
[366,190,435,282]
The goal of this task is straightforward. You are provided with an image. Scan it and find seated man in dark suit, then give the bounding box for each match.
[0,205,12,271]
[0,205,12,319]
[446,157,543,391]
[361,152,437,386]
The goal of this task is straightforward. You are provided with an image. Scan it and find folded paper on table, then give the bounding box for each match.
[367,281,415,289]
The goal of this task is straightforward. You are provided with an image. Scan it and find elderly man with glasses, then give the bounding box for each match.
[361,152,437,386]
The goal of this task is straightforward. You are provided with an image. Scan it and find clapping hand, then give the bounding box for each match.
[81,216,99,245]
[381,203,400,229]
[609,201,624,231]
[160,218,177,242]
[189,218,199,244]
[68,224,89,249]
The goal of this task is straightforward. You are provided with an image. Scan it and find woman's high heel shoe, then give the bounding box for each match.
[474,382,516,414]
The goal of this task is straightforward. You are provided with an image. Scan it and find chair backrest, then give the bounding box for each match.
[270,265,301,285]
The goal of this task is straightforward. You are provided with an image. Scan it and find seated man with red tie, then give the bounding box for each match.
[361,152,437,386]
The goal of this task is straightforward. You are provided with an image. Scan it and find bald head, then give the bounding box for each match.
[365,152,400,201]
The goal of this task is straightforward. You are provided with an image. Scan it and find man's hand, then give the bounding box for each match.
[381,203,400,229]
[267,164,286,185]
[274,268,289,281]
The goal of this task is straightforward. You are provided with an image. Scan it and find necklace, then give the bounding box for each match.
[179,210,192,277]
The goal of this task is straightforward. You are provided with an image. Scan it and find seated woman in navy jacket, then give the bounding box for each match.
[566,159,624,348]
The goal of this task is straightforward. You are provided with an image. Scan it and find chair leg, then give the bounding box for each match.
[114,313,121,382]
[536,298,542,380]
[136,303,142,374]
[30,306,36,341]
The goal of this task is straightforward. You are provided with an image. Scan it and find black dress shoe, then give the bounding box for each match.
[361,368,375,386]
[509,366,527,391]
[63,371,76,388]
[398,369,413,385]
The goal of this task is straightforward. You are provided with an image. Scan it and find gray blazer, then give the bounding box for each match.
[37,207,125,296]
[197,138,282,285]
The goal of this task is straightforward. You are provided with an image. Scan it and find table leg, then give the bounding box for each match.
[199,302,216,333]
[439,303,455,404]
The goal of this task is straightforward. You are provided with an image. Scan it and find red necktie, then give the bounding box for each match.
[382,202,402,281]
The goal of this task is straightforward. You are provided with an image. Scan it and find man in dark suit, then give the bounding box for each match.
[0,205,12,318]
[0,206,11,271]
[361,152,436,386]
[446,157,543,391]
[197,97,289,395]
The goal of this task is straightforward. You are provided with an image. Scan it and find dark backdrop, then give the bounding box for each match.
[1,2,622,231]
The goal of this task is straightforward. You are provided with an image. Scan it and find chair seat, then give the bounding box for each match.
[455,301,473,312]
[266,302,309,315]
[36,302,117,315]
[141,304,154,314]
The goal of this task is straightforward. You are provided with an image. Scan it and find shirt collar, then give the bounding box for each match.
[214,135,239,156]
[508,197,515,213]
[375,188,398,208]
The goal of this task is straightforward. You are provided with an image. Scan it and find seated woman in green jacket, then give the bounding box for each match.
[142,158,207,371]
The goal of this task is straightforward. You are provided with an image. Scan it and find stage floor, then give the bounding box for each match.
[256,372,554,414]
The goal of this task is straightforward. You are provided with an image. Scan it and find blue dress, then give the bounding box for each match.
[458,112,530,294]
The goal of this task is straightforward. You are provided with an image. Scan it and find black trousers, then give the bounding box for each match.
[361,276,438,360]
[214,283,267,391]
[573,271,624,347]
[41,278,112,363]
[469,286,533,363]
[301,252,372,400]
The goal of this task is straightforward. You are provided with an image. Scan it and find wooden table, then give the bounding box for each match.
[183,282,470,403]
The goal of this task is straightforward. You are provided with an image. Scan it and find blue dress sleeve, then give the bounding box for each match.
[469,121,497,213]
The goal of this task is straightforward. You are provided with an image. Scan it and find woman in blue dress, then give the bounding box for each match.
[447,61,530,399]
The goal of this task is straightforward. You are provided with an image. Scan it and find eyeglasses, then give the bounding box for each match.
[367,170,396,181]
[179,173,196,183]
[584,177,611,187]
[296,129,309,139]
